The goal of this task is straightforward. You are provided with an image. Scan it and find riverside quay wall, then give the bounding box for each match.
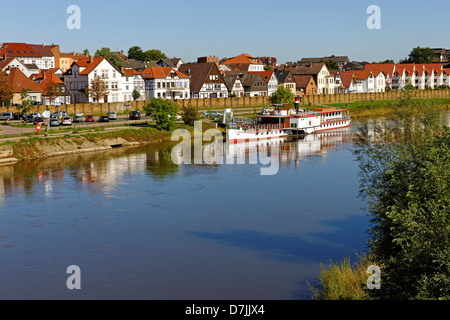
[1,90,450,114]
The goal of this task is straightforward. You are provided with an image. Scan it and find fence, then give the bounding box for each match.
[2,90,450,114]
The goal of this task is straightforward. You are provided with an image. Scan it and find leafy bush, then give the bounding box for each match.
[180,104,200,126]
[270,85,294,104]
[146,98,178,131]
[353,93,450,300]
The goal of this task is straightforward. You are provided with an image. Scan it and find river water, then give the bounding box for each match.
[0,113,448,300]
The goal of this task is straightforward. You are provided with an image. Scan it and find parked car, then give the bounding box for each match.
[51,111,68,118]
[260,107,274,115]
[14,113,27,121]
[85,115,95,122]
[169,112,183,120]
[61,116,72,125]
[205,110,222,118]
[33,101,43,105]
[30,112,43,119]
[26,114,35,123]
[73,114,83,123]
[49,118,60,126]
[0,112,14,121]
[98,115,109,122]
[108,111,117,120]
[129,110,141,120]
[33,117,44,125]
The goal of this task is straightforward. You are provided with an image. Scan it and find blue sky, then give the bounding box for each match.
[1,0,449,64]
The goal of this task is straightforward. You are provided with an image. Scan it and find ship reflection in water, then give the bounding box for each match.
[0,127,365,300]
[0,128,355,200]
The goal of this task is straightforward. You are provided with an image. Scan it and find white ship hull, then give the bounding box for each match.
[226,127,288,144]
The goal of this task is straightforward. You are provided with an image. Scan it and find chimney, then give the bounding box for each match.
[90,56,93,63]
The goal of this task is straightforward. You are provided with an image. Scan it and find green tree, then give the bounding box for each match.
[407,46,435,64]
[180,104,200,126]
[323,59,339,71]
[146,98,178,131]
[144,49,167,62]
[83,49,90,57]
[132,88,141,101]
[372,59,395,64]
[353,92,450,300]
[95,47,123,69]
[270,85,294,104]
[128,46,145,62]
[18,88,33,114]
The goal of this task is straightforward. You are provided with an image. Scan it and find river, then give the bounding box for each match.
[0,112,448,300]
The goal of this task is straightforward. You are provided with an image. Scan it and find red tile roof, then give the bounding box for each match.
[339,71,355,88]
[364,64,395,77]
[353,69,373,79]
[35,72,64,95]
[0,43,56,58]
[140,67,190,79]
[75,57,105,75]
[222,54,262,66]
[8,67,42,93]
[0,58,17,70]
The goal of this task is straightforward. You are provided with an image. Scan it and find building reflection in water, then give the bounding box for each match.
[0,129,354,203]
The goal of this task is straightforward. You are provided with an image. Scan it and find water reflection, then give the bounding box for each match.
[0,129,355,201]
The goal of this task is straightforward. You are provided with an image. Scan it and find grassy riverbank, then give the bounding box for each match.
[0,122,220,162]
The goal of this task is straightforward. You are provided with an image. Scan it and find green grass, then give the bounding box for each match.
[308,254,375,300]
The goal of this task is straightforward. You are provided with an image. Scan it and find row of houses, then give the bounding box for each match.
[2,42,450,106]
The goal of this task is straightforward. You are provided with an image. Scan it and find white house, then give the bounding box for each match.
[63,56,124,103]
[353,70,375,92]
[221,54,264,72]
[0,43,58,70]
[287,63,333,94]
[0,58,35,77]
[122,69,145,102]
[223,73,245,97]
[140,67,190,100]
[179,62,228,99]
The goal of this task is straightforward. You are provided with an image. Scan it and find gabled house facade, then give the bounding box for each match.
[248,71,278,96]
[0,58,35,78]
[284,63,333,94]
[179,62,228,98]
[338,71,363,93]
[33,71,72,105]
[220,54,264,72]
[273,70,296,95]
[7,67,43,104]
[0,43,59,70]
[223,73,245,97]
[292,74,317,95]
[63,57,124,103]
[122,69,146,101]
[241,72,268,97]
[352,70,375,93]
[140,67,190,100]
